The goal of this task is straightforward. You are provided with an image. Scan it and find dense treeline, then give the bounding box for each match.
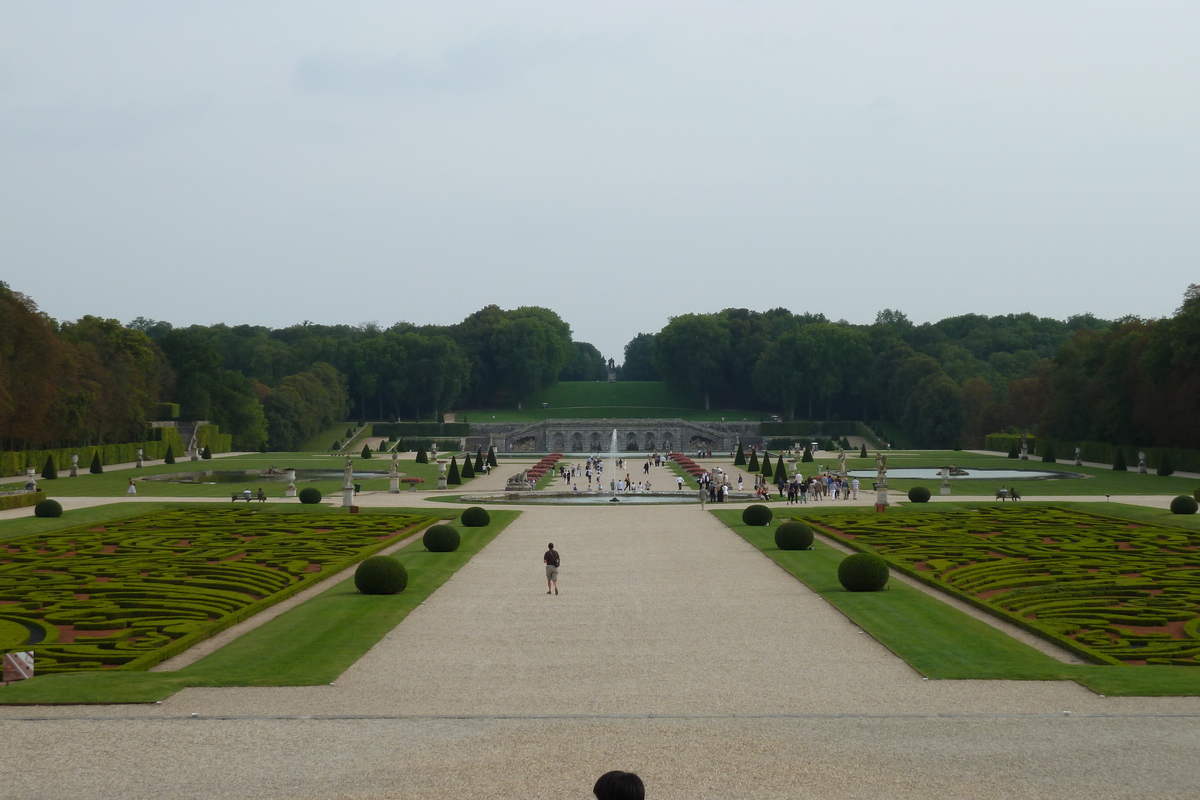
[0,285,169,451]
[638,290,1199,450]
[639,305,1115,448]
[6,277,1198,453]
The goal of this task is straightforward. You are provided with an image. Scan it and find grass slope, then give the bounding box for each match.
[712,505,1200,696]
[0,508,518,704]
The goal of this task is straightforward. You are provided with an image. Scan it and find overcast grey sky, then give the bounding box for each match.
[2,1,1197,360]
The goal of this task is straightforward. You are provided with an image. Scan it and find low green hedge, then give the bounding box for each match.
[0,491,44,511]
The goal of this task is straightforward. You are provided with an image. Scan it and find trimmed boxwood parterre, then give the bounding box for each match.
[807,506,1200,666]
[0,508,436,674]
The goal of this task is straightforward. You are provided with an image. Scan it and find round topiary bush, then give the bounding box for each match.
[298,487,322,504]
[461,506,490,527]
[354,556,408,594]
[774,520,814,550]
[908,486,932,503]
[838,552,890,592]
[34,499,63,518]
[423,524,461,552]
[1170,495,1199,515]
[742,504,773,526]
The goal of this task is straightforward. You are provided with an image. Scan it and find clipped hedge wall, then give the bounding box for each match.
[984,434,1200,474]
[372,422,470,438]
[0,491,45,511]
[0,427,185,478]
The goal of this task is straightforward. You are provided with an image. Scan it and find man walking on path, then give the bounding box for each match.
[544,543,560,595]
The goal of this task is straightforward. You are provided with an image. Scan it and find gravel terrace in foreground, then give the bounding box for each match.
[4,503,1200,798]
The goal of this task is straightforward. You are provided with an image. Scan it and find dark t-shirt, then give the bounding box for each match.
[544,549,560,567]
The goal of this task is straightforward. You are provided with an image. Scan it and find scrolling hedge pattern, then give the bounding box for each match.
[0,508,434,673]
[808,507,1200,666]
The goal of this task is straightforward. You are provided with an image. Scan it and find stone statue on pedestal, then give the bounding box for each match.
[389,452,401,494]
[940,466,952,495]
[437,460,448,490]
[342,457,355,506]
[1138,452,1148,474]
[874,453,889,507]
[837,448,847,477]
[1075,446,1082,467]
[284,468,297,497]
[136,448,144,468]
[1019,434,1029,460]
[70,454,79,478]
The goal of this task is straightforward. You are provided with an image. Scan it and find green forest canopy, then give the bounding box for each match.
[3,282,1199,451]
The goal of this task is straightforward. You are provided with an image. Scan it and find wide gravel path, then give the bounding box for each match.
[4,503,1200,798]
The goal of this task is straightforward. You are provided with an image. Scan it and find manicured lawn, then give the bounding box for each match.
[0,508,518,703]
[712,504,1200,696]
[0,451,479,499]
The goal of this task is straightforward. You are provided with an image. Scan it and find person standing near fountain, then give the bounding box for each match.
[544,543,560,595]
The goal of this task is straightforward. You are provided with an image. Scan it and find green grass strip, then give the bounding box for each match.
[0,509,518,704]
[710,506,1200,696]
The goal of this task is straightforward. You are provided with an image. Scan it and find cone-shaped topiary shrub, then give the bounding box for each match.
[1008,444,1019,459]
[89,452,103,474]
[415,444,428,464]
[461,454,475,479]
[298,487,322,504]
[734,443,746,466]
[1041,445,1056,464]
[201,446,212,459]
[475,449,485,472]
[487,446,497,467]
[346,427,354,438]
[838,552,889,592]
[164,445,175,464]
[860,444,868,458]
[747,450,760,472]
[952,439,962,451]
[802,446,813,463]
[423,524,461,552]
[461,506,490,527]
[775,520,813,550]
[742,504,772,526]
[761,452,774,479]
[41,454,57,480]
[1158,454,1175,477]
[361,443,372,459]
[355,556,407,594]
[1113,450,1127,471]
[34,499,63,518]
[332,441,341,450]
[908,486,931,503]
[775,454,787,480]
[1170,495,1198,515]
[447,455,461,485]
